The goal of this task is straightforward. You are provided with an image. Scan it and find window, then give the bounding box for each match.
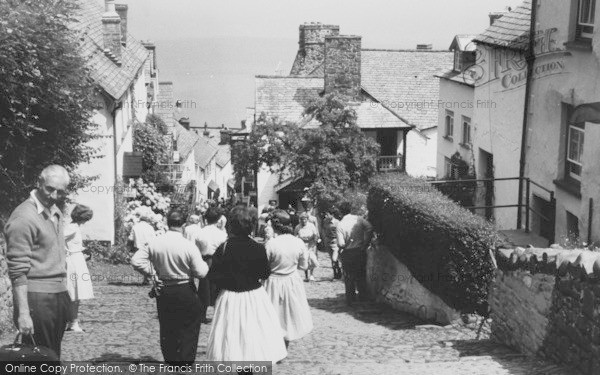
[577,0,596,39]
[566,121,585,180]
[444,157,453,178]
[566,210,580,241]
[454,50,462,72]
[445,110,454,139]
[461,116,471,146]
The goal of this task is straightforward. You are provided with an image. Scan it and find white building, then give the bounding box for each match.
[73,0,150,242]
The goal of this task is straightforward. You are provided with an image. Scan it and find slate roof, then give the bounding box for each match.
[255,41,453,131]
[194,136,220,169]
[254,76,322,125]
[361,49,454,130]
[73,0,149,99]
[175,124,199,160]
[474,0,531,51]
[215,145,231,168]
[449,35,478,51]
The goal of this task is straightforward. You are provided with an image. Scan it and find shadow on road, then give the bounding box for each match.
[308,293,425,331]
[444,339,578,375]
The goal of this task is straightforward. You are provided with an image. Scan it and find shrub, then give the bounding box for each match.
[367,174,499,315]
[84,240,130,265]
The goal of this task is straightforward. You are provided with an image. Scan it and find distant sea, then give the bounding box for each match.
[153,37,297,129]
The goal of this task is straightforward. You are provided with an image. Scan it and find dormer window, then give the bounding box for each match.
[577,0,596,39]
[453,50,476,73]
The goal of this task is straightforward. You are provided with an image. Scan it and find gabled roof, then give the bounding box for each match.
[215,145,231,168]
[449,35,478,51]
[194,136,220,169]
[74,1,149,100]
[175,124,199,160]
[474,0,531,51]
[361,49,454,130]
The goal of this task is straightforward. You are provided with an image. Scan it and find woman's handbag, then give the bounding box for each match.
[0,333,59,362]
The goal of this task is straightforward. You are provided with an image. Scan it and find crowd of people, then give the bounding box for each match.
[3,165,374,372]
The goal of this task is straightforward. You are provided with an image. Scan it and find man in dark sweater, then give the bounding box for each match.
[5,165,71,358]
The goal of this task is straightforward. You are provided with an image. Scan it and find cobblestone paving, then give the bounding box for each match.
[1,252,578,374]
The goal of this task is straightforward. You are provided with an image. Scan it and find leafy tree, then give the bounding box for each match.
[233,93,380,209]
[0,0,99,214]
[133,114,171,189]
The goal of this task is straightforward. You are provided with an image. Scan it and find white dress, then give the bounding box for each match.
[206,237,287,363]
[65,223,94,301]
[263,234,313,341]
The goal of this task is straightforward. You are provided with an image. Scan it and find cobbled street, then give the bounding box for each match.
[2,253,576,375]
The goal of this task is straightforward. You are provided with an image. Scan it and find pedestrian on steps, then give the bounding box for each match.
[264,209,313,349]
[64,204,95,332]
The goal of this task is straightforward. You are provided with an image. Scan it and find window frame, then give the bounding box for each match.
[566,121,585,181]
[461,116,472,147]
[444,110,454,140]
[577,0,596,39]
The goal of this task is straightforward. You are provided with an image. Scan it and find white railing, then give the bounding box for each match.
[377,155,404,172]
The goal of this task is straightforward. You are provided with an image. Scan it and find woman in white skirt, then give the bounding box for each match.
[207,206,287,368]
[294,212,320,282]
[264,209,313,349]
[65,204,95,332]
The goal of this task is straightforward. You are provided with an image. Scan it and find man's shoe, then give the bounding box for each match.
[201,318,212,324]
[309,275,316,282]
[67,322,84,332]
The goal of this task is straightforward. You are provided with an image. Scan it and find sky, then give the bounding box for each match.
[106,0,523,127]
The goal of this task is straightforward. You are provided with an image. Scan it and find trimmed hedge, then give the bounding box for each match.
[367,174,498,315]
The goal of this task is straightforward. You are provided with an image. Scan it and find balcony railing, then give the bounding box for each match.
[377,155,404,172]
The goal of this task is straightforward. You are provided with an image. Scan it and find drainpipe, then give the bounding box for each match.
[111,100,122,244]
[517,0,537,229]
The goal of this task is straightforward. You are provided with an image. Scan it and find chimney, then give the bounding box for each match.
[416,44,432,51]
[179,117,190,130]
[324,35,362,101]
[115,4,128,46]
[203,122,210,137]
[142,41,157,77]
[290,23,340,76]
[220,124,230,145]
[489,12,504,25]
[102,0,122,63]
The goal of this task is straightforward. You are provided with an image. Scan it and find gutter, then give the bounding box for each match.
[517,0,537,229]
[111,100,122,244]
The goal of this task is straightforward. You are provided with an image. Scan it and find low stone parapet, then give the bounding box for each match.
[490,246,600,375]
[366,242,461,325]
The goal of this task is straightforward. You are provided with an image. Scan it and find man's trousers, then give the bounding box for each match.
[339,248,368,304]
[156,283,202,364]
[20,291,71,359]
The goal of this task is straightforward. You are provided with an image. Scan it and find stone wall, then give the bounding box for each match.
[290,23,339,76]
[324,35,361,101]
[366,242,461,325]
[0,232,13,336]
[490,246,600,375]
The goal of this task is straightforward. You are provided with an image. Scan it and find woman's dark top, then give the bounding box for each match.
[208,235,271,292]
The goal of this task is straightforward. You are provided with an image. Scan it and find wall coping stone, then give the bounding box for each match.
[495,245,600,281]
